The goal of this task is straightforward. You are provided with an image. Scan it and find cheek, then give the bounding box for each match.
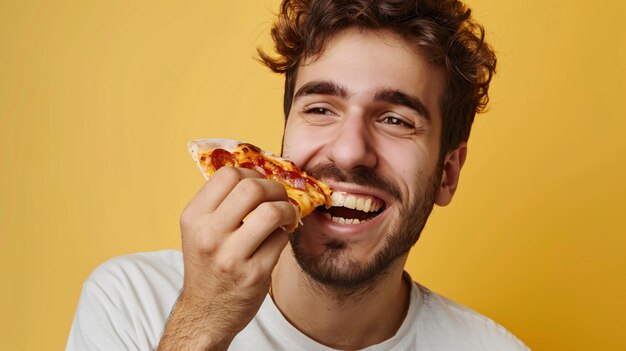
[379,142,435,203]
[384,151,415,198]
[282,120,326,168]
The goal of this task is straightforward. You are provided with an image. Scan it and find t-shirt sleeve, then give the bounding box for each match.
[66,251,183,351]
[66,277,143,351]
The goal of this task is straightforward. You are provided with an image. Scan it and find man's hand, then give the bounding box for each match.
[157,166,297,350]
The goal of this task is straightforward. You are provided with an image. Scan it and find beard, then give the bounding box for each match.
[288,162,443,293]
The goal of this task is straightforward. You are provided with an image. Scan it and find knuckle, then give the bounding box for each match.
[179,206,197,230]
[213,166,240,184]
[215,253,239,275]
[239,178,265,199]
[180,215,222,254]
[257,202,283,224]
[195,231,219,254]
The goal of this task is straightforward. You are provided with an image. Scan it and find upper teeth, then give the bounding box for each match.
[330,191,383,213]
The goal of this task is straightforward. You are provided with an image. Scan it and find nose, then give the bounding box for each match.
[325,114,377,171]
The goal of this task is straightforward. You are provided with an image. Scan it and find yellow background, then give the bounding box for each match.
[1,0,625,349]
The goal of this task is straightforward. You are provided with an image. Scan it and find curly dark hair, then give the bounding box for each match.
[258,0,497,157]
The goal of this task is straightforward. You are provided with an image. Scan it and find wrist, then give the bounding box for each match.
[158,294,236,351]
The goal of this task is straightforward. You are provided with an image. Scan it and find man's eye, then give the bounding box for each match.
[304,107,334,115]
[381,116,413,128]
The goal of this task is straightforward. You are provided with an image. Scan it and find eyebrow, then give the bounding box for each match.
[294,80,348,100]
[374,88,431,121]
[293,80,431,120]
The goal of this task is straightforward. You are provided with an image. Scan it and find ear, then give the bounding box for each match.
[435,142,467,206]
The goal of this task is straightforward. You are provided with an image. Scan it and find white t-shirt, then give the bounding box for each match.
[67,250,529,350]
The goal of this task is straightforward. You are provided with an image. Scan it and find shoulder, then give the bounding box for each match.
[67,250,184,350]
[414,283,530,351]
[87,249,183,288]
[82,249,184,317]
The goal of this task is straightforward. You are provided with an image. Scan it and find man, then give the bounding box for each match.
[68,0,529,350]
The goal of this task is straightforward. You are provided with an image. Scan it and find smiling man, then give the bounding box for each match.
[68,1,529,350]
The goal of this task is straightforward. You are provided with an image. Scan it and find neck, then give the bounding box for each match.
[270,246,411,350]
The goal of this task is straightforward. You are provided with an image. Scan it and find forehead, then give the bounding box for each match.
[295,28,444,116]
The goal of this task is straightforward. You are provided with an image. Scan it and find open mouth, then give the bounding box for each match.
[317,191,386,225]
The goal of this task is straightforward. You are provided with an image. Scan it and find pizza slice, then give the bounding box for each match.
[188,138,332,230]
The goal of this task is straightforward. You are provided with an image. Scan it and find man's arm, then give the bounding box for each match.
[157,166,296,350]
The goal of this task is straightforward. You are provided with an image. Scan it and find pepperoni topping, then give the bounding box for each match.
[264,159,283,176]
[211,149,236,170]
[288,197,300,207]
[277,170,306,190]
[240,162,268,177]
[254,155,265,166]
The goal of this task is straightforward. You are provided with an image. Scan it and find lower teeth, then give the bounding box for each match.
[321,212,372,225]
[325,215,361,224]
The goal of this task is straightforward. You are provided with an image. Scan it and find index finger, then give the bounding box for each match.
[185,167,262,216]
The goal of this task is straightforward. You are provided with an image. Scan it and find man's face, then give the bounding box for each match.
[282,28,447,289]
